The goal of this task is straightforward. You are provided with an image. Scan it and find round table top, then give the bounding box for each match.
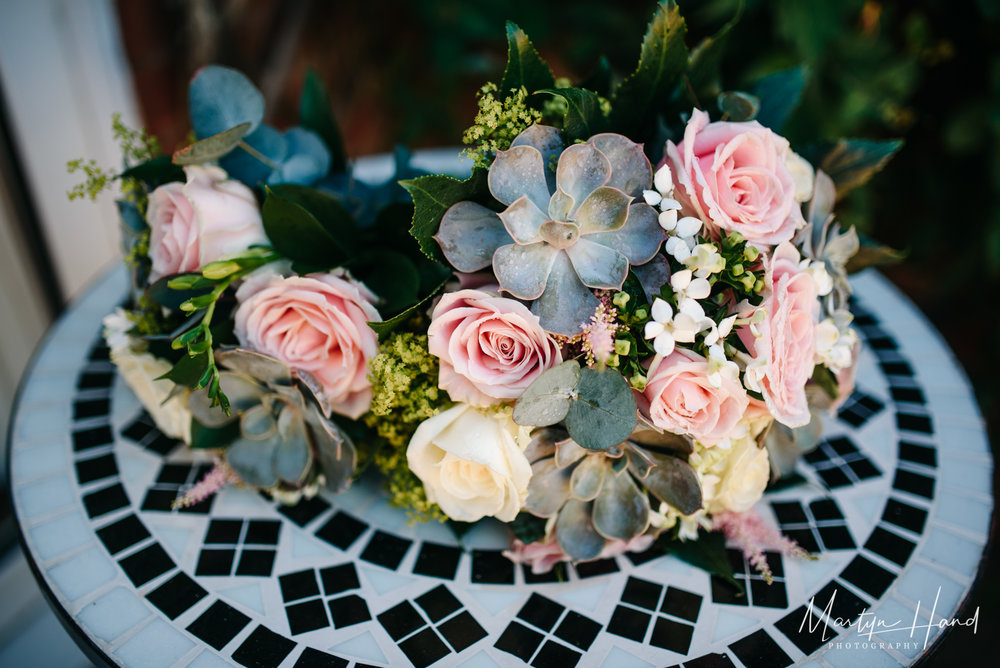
[8,261,993,668]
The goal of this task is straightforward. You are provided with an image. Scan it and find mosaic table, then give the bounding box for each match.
[8,206,993,667]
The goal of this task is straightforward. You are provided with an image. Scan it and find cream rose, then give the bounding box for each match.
[407,404,532,522]
[103,310,191,443]
[744,242,819,427]
[234,270,381,419]
[665,108,806,246]
[707,435,770,513]
[428,289,562,406]
[147,165,267,282]
[642,348,749,445]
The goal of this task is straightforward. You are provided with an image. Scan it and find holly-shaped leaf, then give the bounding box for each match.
[498,21,555,95]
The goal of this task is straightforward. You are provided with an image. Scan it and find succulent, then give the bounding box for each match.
[187,348,356,495]
[522,426,702,561]
[798,170,859,314]
[436,124,664,335]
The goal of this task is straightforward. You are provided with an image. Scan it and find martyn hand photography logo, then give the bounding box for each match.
[800,587,980,652]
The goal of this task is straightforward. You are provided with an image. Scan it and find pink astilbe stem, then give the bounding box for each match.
[712,509,812,584]
[172,459,242,509]
[580,294,619,369]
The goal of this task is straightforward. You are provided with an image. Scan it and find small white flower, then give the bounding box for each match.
[654,164,674,195]
[684,243,726,278]
[800,259,833,296]
[814,310,858,372]
[659,208,679,231]
[643,189,663,206]
[706,343,740,389]
[675,215,702,238]
[704,314,737,347]
[665,235,694,262]
[671,268,711,301]
[785,151,815,203]
[644,296,714,356]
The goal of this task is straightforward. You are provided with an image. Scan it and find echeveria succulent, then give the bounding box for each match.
[187,348,356,495]
[436,125,664,335]
[521,427,702,561]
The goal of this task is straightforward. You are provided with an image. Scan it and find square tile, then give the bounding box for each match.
[413,542,462,580]
[728,628,792,668]
[315,511,367,550]
[606,605,650,642]
[494,621,544,662]
[205,519,243,544]
[319,563,360,595]
[280,569,321,602]
[660,586,702,622]
[415,585,462,623]
[438,610,486,652]
[286,598,329,635]
[186,600,251,651]
[359,531,411,569]
[517,593,564,631]
[231,625,295,668]
[97,514,150,555]
[471,550,514,584]
[119,543,175,586]
[621,576,662,611]
[649,616,694,654]
[399,628,450,668]
[378,600,423,640]
[236,548,276,576]
[146,573,207,620]
[196,549,235,576]
[553,610,601,651]
[328,594,371,628]
[530,639,581,668]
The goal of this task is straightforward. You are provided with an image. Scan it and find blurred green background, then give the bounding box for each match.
[118,0,997,662]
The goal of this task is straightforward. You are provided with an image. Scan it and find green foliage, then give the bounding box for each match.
[536,87,609,141]
[751,66,808,132]
[299,69,348,173]
[510,513,548,544]
[658,528,743,590]
[717,90,759,121]
[498,21,556,96]
[67,159,116,201]
[461,84,543,170]
[172,122,252,165]
[401,168,492,263]
[262,184,357,268]
[817,138,904,200]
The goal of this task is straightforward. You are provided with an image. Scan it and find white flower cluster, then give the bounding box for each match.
[644,165,705,262]
[815,309,859,372]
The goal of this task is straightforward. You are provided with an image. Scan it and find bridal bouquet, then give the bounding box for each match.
[77,0,899,578]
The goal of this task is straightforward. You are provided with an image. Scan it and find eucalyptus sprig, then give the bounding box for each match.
[159,247,280,413]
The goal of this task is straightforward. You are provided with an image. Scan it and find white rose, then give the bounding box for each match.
[103,310,191,443]
[406,404,532,522]
[709,433,770,513]
[785,150,815,203]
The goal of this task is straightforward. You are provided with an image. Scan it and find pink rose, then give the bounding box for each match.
[428,289,562,406]
[234,271,381,419]
[642,348,749,444]
[147,165,267,282]
[745,242,819,427]
[665,108,805,246]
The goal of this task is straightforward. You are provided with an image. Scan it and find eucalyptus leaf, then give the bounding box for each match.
[299,69,347,173]
[564,367,637,450]
[555,499,605,561]
[512,360,581,427]
[820,138,904,200]
[189,65,265,139]
[216,348,292,386]
[631,449,702,515]
[401,169,492,264]
[592,468,650,541]
[498,21,555,95]
[172,122,252,165]
[751,66,808,132]
[611,0,688,137]
[274,412,312,485]
[537,88,608,142]
[718,91,760,122]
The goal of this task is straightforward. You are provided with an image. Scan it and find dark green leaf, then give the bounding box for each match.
[119,155,185,188]
[537,88,608,141]
[662,529,743,591]
[811,364,839,399]
[351,250,420,316]
[368,277,449,341]
[498,21,555,95]
[845,233,907,273]
[718,91,760,122]
[611,0,688,137]
[157,351,210,387]
[147,275,212,311]
[751,66,808,132]
[400,168,491,264]
[299,69,347,173]
[172,122,252,165]
[685,4,741,104]
[510,513,549,544]
[820,138,904,199]
[189,418,240,450]
[579,56,613,98]
[262,184,356,267]
[565,367,637,450]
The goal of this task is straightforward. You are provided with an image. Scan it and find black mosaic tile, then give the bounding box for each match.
[803,446,829,464]
[245,519,281,545]
[438,610,487,652]
[865,526,916,566]
[378,601,424,641]
[893,469,935,498]
[83,483,129,518]
[574,557,618,578]
[899,441,937,467]
[319,563,360,596]
[281,569,321,602]
[236,548,276,576]
[607,605,650,642]
[523,562,568,583]
[293,647,349,668]
[315,511,367,550]
[827,436,858,456]
[286,598,330,635]
[96,514,150,555]
[809,498,843,521]
[650,615,694,654]
[728,628,792,668]
[118,543,174,587]
[232,625,295,668]
[816,467,852,488]
[866,335,897,350]
[782,528,820,553]
[415,585,462,623]
[495,621,544,662]
[661,586,702,622]
[883,498,928,533]
[73,424,114,452]
[186,600,251,650]
[818,524,856,550]
[77,371,113,390]
[771,501,808,524]
[145,432,180,456]
[360,531,411,569]
[880,360,914,377]
[684,653,737,668]
[624,546,665,566]
[141,489,181,512]
[471,549,514,584]
[531,639,581,668]
[205,519,243,544]
[328,594,371,628]
[710,575,749,606]
[849,457,882,480]
[891,386,926,404]
[75,453,118,484]
[399,628,450,668]
[196,548,236,576]
[749,577,788,608]
[278,495,331,527]
[621,576,662,611]
[775,605,836,654]
[73,398,110,420]
[156,463,191,484]
[897,412,933,434]
[811,581,869,627]
[121,416,155,443]
[413,542,462,580]
[553,610,601,651]
[840,555,895,599]
[762,551,784,579]
[517,593,564,631]
[146,572,207,620]
[88,344,111,361]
